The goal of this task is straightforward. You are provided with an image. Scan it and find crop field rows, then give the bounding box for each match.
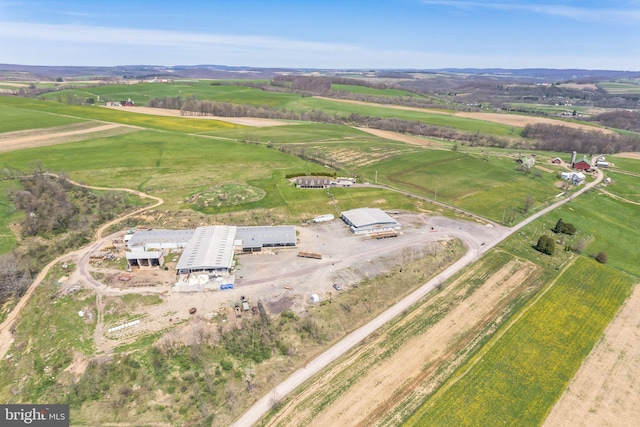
[406,257,635,426]
[265,251,545,426]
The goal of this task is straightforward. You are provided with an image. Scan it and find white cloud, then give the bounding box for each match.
[0,22,359,53]
[420,0,640,24]
[0,20,636,70]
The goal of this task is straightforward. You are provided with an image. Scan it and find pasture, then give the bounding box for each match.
[598,80,640,94]
[406,256,635,427]
[500,189,640,278]
[39,82,520,135]
[359,149,562,222]
[0,103,85,133]
[0,96,241,133]
[604,171,640,203]
[330,84,421,98]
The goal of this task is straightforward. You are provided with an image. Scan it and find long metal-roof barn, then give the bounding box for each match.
[176,226,237,274]
[236,226,297,252]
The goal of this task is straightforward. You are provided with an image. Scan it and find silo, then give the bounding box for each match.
[570,151,577,165]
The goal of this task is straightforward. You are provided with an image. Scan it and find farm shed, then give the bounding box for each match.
[313,214,334,223]
[235,226,297,252]
[126,250,164,268]
[341,207,402,235]
[551,157,563,164]
[176,225,237,274]
[127,229,194,251]
[295,176,332,189]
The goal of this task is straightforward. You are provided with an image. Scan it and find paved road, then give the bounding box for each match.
[231,169,603,427]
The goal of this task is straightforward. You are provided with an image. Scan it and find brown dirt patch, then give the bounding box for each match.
[543,284,640,427]
[268,258,540,427]
[535,165,555,173]
[558,83,599,90]
[356,127,441,147]
[615,152,640,160]
[267,297,293,315]
[103,105,293,127]
[63,351,90,382]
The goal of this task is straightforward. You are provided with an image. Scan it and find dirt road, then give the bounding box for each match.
[0,176,164,361]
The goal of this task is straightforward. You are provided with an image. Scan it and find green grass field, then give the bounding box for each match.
[0,96,241,133]
[604,171,640,203]
[405,256,635,427]
[597,80,640,94]
[0,103,85,133]
[359,150,563,222]
[500,189,640,278]
[207,122,374,143]
[35,82,520,135]
[610,155,640,174]
[331,84,421,98]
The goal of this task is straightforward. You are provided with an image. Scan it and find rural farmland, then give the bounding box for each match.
[0,66,638,427]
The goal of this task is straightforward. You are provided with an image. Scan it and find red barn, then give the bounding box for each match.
[572,157,591,171]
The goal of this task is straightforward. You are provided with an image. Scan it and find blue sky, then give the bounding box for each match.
[0,0,638,70]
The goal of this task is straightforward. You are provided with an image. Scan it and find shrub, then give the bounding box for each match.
[535,235,555,255]
[553,218,576,235]
[595,251,608,264]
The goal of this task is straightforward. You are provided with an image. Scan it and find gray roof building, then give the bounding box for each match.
[127,229,194,250]
[176,226,237,274]
[236,226,297,252]
[341,208,401,234]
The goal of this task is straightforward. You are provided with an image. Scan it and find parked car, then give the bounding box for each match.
[333,283,342,291]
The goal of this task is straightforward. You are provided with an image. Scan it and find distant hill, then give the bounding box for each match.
[1,63,639,82]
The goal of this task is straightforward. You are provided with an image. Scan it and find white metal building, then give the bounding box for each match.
[175,226,237,275]
[127,229,194,251]
[340,207,401,234]
[235,226,297,252]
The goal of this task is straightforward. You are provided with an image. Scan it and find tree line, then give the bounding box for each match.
[147,96,511,147]
[521,123,640,154]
